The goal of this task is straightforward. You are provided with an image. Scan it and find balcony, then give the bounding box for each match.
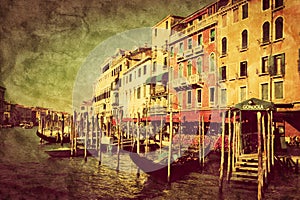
[194,45,203,54]
[184,49,193,58]
[176,53,184,62]
[171,77,188,91]
[188,74,204,88]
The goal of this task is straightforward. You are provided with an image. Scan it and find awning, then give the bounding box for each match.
[234,98,275,111]
[122,118,132,122]
[166,113,180,123]
[156,72,168,85]
[145,76,156,85]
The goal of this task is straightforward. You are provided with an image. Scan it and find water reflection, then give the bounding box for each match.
[0,127,299,199]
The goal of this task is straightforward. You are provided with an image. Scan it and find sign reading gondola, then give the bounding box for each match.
[234,98,275,111]
[242,104,264,110]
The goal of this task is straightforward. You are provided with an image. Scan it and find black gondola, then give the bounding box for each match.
[36,130,70,144]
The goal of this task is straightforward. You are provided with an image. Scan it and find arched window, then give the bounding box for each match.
[275,17,283,40]
[242,30,248,49]
[221,37,227,55]
[187,60,192,76]
[197,57,203,74]
[262,22,270,43]
[209,53,215,72]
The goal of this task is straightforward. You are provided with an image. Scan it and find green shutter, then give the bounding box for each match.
[281,53,285,75]
[268,56,274,76]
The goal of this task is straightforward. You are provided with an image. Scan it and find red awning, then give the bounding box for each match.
[166,113,180,123]
[122,118,132,122]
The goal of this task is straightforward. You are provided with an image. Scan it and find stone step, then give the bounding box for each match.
[232,171,258,178]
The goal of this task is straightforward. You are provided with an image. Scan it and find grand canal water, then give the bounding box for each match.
[0,127,299,199]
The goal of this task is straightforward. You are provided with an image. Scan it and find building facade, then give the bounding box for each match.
[92,0,300,140]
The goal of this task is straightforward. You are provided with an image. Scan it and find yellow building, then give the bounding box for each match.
[217,0,300,137]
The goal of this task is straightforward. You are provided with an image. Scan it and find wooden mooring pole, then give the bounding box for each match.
[227,110,232,182]
[232,112,236,172]
[257,111,263,200]
[219,112,225,192]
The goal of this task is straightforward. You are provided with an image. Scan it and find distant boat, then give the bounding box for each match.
[44,147,98,158]
[36,130,70,144]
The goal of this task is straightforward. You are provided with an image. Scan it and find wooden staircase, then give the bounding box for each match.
[230,154,258,190]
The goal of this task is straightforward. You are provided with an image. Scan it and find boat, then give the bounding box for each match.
[36,130,70,144]
[129,151,201,183]
[45,147,96,158]
[129,137,212,183]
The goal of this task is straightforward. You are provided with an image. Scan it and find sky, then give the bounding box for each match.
[0,0,213,113]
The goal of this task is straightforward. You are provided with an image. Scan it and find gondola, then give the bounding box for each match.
[129,151,201,183]
[36,130,70,144]
[129,140,212,183]
[45,147,97,158]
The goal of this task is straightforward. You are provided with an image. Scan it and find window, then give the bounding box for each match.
[261,83,269,100]
[138,68,141,77]
[275,0,283,9]
[261,56,269,73]
[241,30,248,49]
[271,53,285,76]
[197,89,202,106]
[188,38,193,49]
[129,74,132,82]
[143,65,147,75]
[233,7,239,23]
[242,3,248,19]
[170,46,174,57]
[137,87,141,99]
[209,53,215,72]
[221,37,227,55]
[220,66,226,81]
[197,34,203,46]
[154,28,157,37]
[166,21,169,29]
[178,92,183,107]
[240,61,247,77]
[275,17,283,40]
[187,60,192,76]
[220,89,227,106]
[179,63,183,78]
[222,13,227,27]
[187,90,192,105]
[209,87,215,106]
[164,57,167,69]
[197,57,203,74]
[263,0,270,10]
[262,22,270,43]
[210,29,215,42]
[240,86,247,101]
[152,61,156,73]
[274,81,283,99]
[179,42,183,54]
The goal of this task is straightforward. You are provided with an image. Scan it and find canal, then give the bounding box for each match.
[0,127,299,199]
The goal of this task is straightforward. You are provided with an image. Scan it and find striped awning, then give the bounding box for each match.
[156,72,168,85]
[145,76,156,85]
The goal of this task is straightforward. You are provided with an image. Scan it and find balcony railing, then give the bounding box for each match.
[194,45,203,54]
[184,49,193,58]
